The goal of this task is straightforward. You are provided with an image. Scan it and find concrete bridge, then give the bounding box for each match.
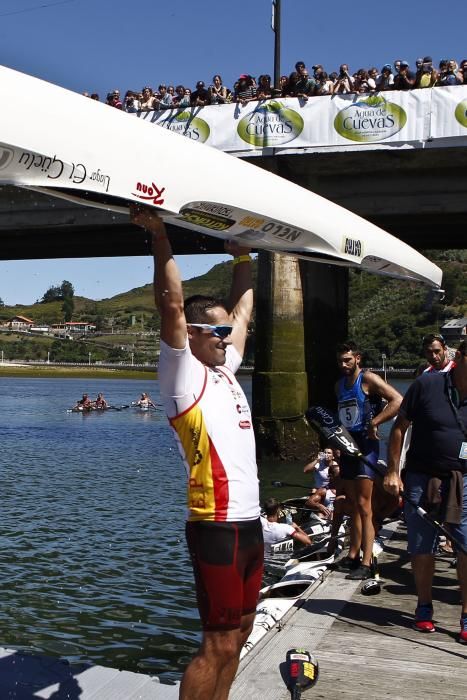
[1,144,466,259]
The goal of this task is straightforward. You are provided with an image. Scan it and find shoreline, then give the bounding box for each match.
[0,365,157,380]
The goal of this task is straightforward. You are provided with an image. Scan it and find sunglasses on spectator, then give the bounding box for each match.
[189,324,233,339]
[422,333,445,345]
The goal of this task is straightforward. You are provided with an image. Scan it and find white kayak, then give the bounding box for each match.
[268,510,333,556]
[0,65,441,288]
[240,568,327,660]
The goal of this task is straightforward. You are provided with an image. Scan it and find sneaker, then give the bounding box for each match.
[413,603,435,633]
[332,556,361,572]
[459,616,467,645]
[345,564,373,580]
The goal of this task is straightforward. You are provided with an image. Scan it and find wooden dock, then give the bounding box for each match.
[231,521,467,699]
[1,520,465,699]
[0,647,180,699]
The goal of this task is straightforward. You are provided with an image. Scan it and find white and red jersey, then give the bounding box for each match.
[158,339,260,523]
[423,360,455,374]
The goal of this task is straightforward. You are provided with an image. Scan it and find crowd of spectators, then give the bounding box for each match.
[84,56,467,112]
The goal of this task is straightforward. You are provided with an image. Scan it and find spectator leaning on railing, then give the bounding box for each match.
[332,64,354,94]
[234,74,257,105]
[96,51,467,114]
[376,64,394,91]
[190,80,209,107]
[393,60,416,90]
[208,74,230,104]
[457,60,467,84]
[256,74,273,100]
[414,56,438,88]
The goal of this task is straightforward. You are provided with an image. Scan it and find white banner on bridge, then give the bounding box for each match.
[430,85,467,138]
[136,87,467,153]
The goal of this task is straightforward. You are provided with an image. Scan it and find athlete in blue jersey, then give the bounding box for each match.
[334,341,402,580]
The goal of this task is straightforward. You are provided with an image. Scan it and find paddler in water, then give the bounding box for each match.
[94,392,108,409]
[74,393,93,411]
[136,392,156,408]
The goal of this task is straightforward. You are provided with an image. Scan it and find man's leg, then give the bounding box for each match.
[332,479,362,571]
[356,477,375,567]
[456,553,467,612]
[179,625,247,700]
[345,480,362,560]
[211,612,256,700]
[404,472,437,631]
[412,553,435,604]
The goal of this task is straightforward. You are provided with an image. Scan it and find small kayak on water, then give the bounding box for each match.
[67,405,130,413]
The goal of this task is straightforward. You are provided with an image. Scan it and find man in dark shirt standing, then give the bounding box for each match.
[190,80,209,107]
[385,340,467,643]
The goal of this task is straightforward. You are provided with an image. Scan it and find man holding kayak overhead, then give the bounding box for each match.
[333,341,402,580]
[131,206,262,700]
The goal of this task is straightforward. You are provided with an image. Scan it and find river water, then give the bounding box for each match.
[0,375,410,681]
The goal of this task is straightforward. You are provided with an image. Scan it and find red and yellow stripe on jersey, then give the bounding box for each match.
[169,365,259,522]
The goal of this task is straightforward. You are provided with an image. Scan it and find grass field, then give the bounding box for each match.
[0,365,157,380]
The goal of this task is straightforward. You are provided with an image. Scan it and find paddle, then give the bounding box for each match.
[271,480,311,491]
[285,648,319,699]
[306,405,467,556]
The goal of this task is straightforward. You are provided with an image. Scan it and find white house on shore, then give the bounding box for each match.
[51,322,96,335]
[5,315,34,331]
[441,318,467,345]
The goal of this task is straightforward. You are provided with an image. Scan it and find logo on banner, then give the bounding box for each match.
[159,111,210,142]
[237,101,304,147]
[0,146,14,170]
[455,100,467,128]
[334,95,407,142]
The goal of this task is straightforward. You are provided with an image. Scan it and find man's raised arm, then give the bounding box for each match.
[130,206,186,350]
[225,241,253,358]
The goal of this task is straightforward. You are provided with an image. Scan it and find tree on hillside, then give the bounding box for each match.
[62,296,74,322]
[41,284,62,303]
[41,280,75,304]
[0,297,4,307]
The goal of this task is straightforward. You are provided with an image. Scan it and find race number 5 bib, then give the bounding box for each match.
[339,399,360,429]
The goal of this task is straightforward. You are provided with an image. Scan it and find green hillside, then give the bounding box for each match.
[348,250,466,367]
[0,251,464,366]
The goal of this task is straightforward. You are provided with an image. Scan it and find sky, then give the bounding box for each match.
[1,0,466,305]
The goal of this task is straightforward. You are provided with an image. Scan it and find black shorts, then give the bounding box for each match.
[185,519,264,631]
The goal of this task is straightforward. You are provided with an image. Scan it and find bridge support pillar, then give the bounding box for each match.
[253,251,316,461]
[300,261,349,409]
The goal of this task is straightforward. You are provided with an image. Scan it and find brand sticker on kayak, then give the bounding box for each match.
[133,181,165,205]
[342,236,364,258]
[179,207,235,231]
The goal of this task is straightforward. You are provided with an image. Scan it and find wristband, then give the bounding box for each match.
[233,255,251,266]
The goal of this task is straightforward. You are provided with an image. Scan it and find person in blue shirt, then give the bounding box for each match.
[333,341,402,580]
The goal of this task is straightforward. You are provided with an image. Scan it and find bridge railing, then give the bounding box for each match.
[135,85,467,155]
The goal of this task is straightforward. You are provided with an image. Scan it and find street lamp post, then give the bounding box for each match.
[47,351,50,364]
[381,353,387,382]
[88,352,91,366]
[272,0,281,89]
[131,352,134,367]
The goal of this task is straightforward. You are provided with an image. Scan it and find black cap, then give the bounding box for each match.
[423,56,432,63]
[196,80,205,88]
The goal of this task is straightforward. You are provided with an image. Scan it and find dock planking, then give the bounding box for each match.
[231,522,467,699]
[0,647,180,699]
